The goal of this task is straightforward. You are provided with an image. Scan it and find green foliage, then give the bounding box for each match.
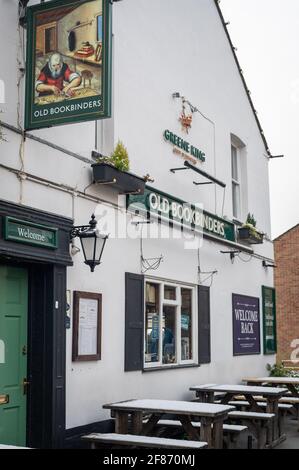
[110,140,129,172]
[241,213,264,240]
[245,213,257,228]
[267,362,299,378]
[96,140,130,172]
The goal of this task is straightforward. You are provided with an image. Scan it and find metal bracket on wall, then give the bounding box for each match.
[220,250,241,262]
[262,260,277,268]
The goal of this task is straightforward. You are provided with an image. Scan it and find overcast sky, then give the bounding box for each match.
[221,0,299,239]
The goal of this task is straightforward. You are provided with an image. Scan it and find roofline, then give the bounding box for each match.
[274,223,299,242]
[213,0,272,158]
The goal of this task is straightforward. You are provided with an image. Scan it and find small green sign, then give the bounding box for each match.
[4,217,58,249]
[262,286,277,355]
[164,130,206,163]
[127,187,236,242]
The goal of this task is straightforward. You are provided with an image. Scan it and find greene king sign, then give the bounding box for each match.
[164,130,206,164]
[128,187,236,242]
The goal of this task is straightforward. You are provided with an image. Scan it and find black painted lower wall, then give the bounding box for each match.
[64,420,115,449]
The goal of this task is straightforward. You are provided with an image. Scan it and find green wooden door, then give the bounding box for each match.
[0,266,28,446]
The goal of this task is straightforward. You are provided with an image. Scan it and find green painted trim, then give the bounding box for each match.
[4,217,58,249]
[25,0,112,130]
[262,286,277,355]
[127,185,236,242]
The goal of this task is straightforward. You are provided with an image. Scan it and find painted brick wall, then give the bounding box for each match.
[274,225,299,362]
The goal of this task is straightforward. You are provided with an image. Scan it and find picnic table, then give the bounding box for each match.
[243,377,299,398]
[190,384,288,447]
[103,399,235,449]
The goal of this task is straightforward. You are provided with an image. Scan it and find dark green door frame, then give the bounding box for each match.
[0,260,67,449]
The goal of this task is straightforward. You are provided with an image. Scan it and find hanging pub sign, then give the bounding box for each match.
[262,286,277,355]
[25,0,112,130]
[232,294,261,356]
[127,187,236,242]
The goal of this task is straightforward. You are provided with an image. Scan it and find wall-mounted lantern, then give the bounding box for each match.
[70,214,108,273]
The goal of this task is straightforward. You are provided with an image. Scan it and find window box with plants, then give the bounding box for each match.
[238,214,264,245]
[91,141,146,195]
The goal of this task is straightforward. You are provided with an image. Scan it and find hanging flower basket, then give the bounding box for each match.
[91,163,145,195]
[238,226,264,245]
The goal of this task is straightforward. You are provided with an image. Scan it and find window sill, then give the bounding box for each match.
[143,363,200,373]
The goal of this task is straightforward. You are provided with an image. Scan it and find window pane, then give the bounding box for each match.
[164,285,176,301]
[145,283,160,363]
[232,182,241,219]
[162,305,176,364]
[181,289,192,361]
[231,145,238,181]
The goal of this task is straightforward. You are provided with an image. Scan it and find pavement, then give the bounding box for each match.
[276,418,299,449]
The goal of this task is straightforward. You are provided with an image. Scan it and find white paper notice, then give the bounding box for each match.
[78,298,98,356]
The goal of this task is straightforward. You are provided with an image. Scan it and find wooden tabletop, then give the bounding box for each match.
[243,377,299,385]
[190,384,288,397]
[103,399,235,417]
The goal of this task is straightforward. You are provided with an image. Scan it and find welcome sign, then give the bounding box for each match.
[25,0,112,130]
[4,217,58,249]
[232,294,261,356]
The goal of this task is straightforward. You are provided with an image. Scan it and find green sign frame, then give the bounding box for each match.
[262,286,277,355]
[4,217,58,249]
[127,186,236,243]
[25,0,112,130]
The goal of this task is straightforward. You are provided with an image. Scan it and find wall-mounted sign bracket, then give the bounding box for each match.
[184,161,226,188]
[193,182,215,186]
[170,161,226,189]
[170,167,188,174]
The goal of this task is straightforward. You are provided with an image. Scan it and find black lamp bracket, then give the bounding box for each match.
[70,214,97,240]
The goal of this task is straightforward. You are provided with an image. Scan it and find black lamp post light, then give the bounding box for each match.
[70,214,108,273]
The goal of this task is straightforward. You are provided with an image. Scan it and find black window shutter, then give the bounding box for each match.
[125,273,144,372]
[198,285,211,364]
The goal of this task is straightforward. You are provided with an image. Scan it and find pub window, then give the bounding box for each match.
[231,135,248,222]
[231,144,241,220]
[144,280,196,368]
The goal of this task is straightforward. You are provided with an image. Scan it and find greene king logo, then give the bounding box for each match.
[0,340,5,364]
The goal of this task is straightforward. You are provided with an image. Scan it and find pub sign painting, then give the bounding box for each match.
[232,294,261,356]
[25,0,111,130]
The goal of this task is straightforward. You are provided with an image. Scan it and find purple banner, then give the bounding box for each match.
[232,294,261,356]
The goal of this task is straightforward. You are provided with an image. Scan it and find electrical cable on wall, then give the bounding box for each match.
[139,223,163,274]
[17,5,27,204]
[197,247,218,287]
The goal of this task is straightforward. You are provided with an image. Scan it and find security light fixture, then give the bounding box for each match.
[262,260,277,269]
[71,214,108,273]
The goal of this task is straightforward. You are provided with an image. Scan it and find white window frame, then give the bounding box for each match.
[144,278,197,369]
[231,143,242,221]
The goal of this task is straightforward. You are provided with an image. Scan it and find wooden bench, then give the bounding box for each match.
[227,411,275,449]
[233,395,299,405]
[81,433,208,449]
[145,419,247,449]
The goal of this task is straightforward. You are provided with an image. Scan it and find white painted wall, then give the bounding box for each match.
[0,0,275,430]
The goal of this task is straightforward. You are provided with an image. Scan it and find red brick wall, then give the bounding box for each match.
[274,225,299,362]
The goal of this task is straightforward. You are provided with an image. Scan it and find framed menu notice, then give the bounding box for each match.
[72,291,102,361]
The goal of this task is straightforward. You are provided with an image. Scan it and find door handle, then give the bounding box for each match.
[0,394,9,405]
[23,378,30,395]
